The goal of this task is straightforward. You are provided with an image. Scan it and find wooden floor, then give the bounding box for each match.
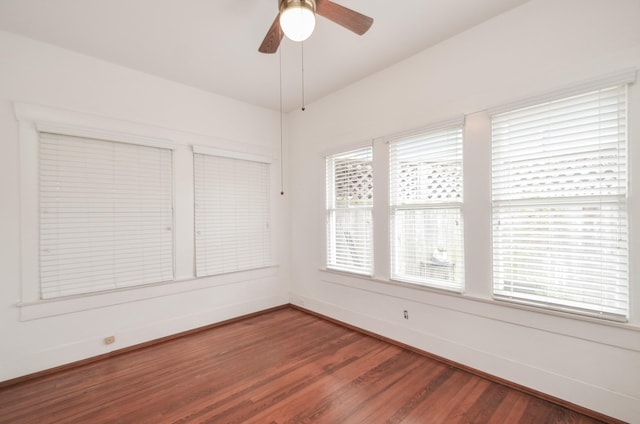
[0,307,613,423]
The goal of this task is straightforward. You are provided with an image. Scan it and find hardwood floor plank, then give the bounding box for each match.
[382,365,456,424]
[462,382,509,422]
[340,360,451,423]
[0,307,614,424]
[397,370,483,423]
[485,390,532,423]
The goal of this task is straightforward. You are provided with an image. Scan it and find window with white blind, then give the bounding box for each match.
[326,146,373,275]
[491,84,630,320]
[193,151,272,276]
[39,132,174,299]
[389,123,465,292]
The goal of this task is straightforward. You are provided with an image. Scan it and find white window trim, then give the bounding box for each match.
[193,144,274,164]
[36,121,175,150]
[18,267,279,321]
[387,121,466,292]
[314,69,639,329]
[38,131,175,299]
[14,103,281,321]
[487,68,636,115]
[318,267,640,350]
[490,83,631,321]
[15,102,176,299]
[192,144,279,272]
[319,140,374,159]
[320,141,375,273]
[377,117,465,145]
[15,103,179,319]
[324,145,375,276]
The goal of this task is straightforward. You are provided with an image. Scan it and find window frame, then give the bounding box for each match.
[387,121,466,292]
[15,103,281,321]
[193,145,274,277]
[14,102,185,319]
[38,131,175,299]
[490,82,631,321]
[325,145,375,276]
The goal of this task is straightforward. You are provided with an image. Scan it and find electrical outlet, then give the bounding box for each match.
[104,336,115,345]
[403,310,409,320]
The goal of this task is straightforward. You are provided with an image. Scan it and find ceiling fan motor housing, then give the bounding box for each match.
[279,0,316,14]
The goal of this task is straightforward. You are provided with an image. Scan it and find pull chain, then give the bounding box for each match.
[301,42,306,111]
[279,48,284,196]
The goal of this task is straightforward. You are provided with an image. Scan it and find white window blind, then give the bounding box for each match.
[389,124,465,291]
[491,84,629,320]
[194,153,272,276]
[326,147,373,275]
[39,132,174,299]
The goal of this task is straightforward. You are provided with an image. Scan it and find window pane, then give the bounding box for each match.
[327,208,373,274]
[494,201,628,314]
[491,85,629,320]
[194,153,272,276]
[326,147,373,275]
[389,124,464,291]
[391,207,463,291]
[39,133,174,299]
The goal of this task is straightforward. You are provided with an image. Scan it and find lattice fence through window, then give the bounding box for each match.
[397,162,461,203]
[334,159,373,207]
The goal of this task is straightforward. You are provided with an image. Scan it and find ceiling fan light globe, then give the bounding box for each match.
[280,5,316,42]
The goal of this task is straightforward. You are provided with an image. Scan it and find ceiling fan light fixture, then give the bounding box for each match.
[279,0,316,42]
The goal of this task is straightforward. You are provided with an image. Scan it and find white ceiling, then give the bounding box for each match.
[0,0,529,111]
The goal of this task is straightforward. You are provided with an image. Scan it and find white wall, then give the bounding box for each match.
[288,0,640,421]
[0,30,290,381]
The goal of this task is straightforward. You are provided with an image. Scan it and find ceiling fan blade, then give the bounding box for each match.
[258,14,284,54]
[315,0,373,35]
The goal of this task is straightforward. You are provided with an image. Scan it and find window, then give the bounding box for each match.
[389,123,465,291]
[491,84,629,320]
[193,150,272,276]
[325,146,373,275]
[39,132,174,299]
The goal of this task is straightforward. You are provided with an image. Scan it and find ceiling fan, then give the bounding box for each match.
[259,0,373,54]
